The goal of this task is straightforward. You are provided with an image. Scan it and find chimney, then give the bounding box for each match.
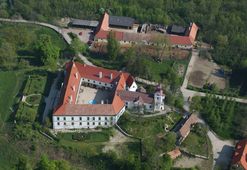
[69,95,73,103]
[110,73,113,80]
[99,72,102,78]
[75,72,78,79]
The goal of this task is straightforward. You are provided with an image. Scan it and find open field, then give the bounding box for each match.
[0,71,25,129]
[188,56,227,89]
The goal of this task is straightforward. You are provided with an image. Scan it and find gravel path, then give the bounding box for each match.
[207,131,234,169]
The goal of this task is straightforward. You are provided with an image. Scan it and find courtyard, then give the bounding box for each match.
[76,85,113,104]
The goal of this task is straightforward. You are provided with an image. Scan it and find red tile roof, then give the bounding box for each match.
[179,114,199,138]
[95,30,124,41]
[232,139,247,170]
[167,148,181,159]
[168,35,193,46]
[188,23,199,42]
[53,62,133,116]
[98,12,109,31]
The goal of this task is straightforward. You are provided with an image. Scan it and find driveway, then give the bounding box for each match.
[207,131,234,170]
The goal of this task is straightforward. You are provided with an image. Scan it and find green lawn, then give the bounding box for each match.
[23,75,47,95]
[118,112,182,139]
[0,71,24,129]
[56,129,114,157]
[181,125,209,157]
[0,137,21,169]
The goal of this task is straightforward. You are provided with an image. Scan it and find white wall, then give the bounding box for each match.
[81,78,113,88]
[128,81,138,92]
[53,106,126,130]
[53,115,114,129]
[125,101,153,111]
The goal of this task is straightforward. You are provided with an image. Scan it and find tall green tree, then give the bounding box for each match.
[70,37,86,57]
[15,156,32,170]
[0,42,17,69]
[36,34,60,67]
[107,31,120,60]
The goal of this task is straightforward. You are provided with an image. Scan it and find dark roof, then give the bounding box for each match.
[170,25,186,34]
[109,16,135,27]
[70,19,99,27]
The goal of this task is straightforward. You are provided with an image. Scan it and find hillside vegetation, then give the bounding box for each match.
[1,0,247,94]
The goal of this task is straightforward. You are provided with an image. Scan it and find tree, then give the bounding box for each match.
[0,42,17,69]
[161,154,173,170]
[70,37,87,57]
[190,96,202,112]
[55,160,71,170]
[107,31,120,60]
[37,155,56,170]
[162,132,177,152]
[36,34,60,67]
[15,156,32,170]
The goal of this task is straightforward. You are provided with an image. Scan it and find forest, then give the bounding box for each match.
[1,0,247,94]
[191,95,247,139]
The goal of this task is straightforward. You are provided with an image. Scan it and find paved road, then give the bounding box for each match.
[207,131,234,170]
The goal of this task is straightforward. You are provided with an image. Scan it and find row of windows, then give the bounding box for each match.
[57,122,109,126]
[82,78,113,87]
[57,117,113,121]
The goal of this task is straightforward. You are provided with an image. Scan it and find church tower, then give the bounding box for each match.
[154,84,165,111]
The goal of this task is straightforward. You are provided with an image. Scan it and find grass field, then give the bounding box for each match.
[181,132,209,156]
[0,71,25,129]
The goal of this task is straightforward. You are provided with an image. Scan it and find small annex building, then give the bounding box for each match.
[69,19,99,29]
[231,139,247,170]
[177,114,199,144]
[53,62,165,130]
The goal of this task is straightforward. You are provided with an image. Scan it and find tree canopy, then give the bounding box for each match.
[36,34,60,67]
[107,31,120,60]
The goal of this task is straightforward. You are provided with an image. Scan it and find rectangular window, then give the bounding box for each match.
[80,117,82,120]
[87,117,89,120]
[99,122,101,125]
[93,117,95,120]
[99,82,101,84]
[72,122,74,125]
[105,117,107,120]
[57,117,59,121]
[71,117,74,121]
[105,122,107,125]
[105,83,107,86]
[64,117,66,120]
[99,117,101,120]
[57,122,60,125]
[80,122,82,125]
[64,122,66,125]
[87,122,89,125]
[93,122,95,125]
